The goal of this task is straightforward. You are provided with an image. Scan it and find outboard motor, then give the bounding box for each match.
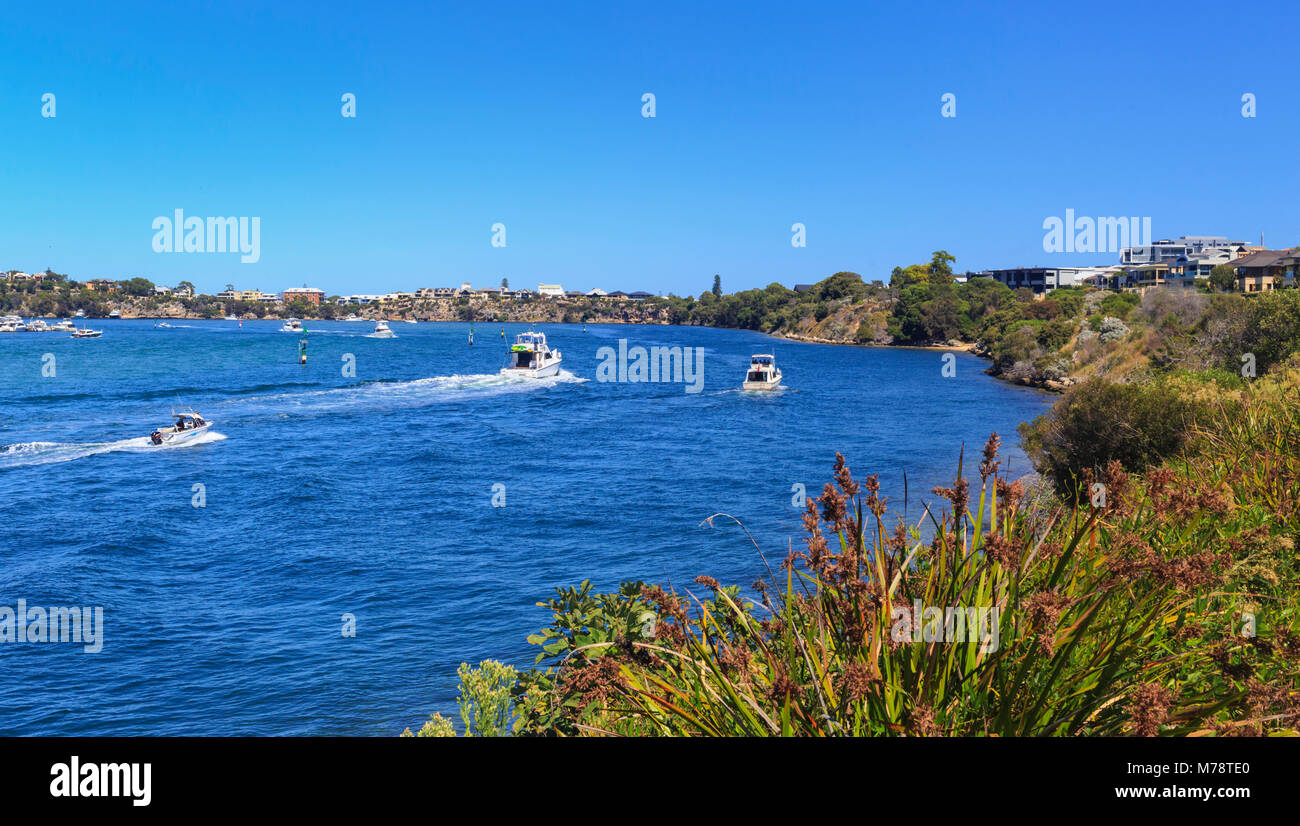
[150,431,163,445]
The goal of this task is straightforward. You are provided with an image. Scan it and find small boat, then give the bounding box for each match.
[224,315,238,321]
[157,321,174,328]
[71,327,102,338]
[74,309,86,318]
[280,319,303,333]
[108,309,121,318]
[501,331,562,378]
[50,319,75,332]
[148,411,212,446]
[403,318,417,324]
[371,320,396,338]
[0,315,24,333]
[741,354,783,391]
[24,319,48,333]
[344,314,362,322]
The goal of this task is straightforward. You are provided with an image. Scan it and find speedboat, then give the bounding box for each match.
[224,314,238,321]
[108,309,121,318]
[344,313,362,322]
[371,320,396,338]
[280,318,303,333]
[742,354,783,390]
[71,327,102,338]
[157,321,174,328]
[74,309,86,318]
[501,331,562,378]
[403,318,417,324]
[148,411,212,446]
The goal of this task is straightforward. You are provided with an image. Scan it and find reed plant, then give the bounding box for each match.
[512,378,1300,735]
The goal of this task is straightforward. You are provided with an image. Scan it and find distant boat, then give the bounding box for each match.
[501,331,561,378]
[371,320,396,338]
[344,313,362,322]
[280,319,303,333]
[71,326,102,338]
[742,354,783,391]
[158,321,174,328]
[50,319,76,332]
[403,318,417,324]
[224,315,238,321]
[74,309,85,318]
[108,309,121,318]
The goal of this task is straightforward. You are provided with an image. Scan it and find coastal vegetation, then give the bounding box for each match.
[411,356,1298,736]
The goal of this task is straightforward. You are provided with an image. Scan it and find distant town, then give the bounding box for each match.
[2,234,1296,322]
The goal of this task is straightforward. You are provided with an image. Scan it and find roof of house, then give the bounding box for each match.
[1232,249,1298,268]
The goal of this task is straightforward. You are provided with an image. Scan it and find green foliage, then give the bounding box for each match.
[1018,377,1199,494]
[456,660,518,737]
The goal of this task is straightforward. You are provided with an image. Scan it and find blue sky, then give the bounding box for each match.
[0,0,1295,297]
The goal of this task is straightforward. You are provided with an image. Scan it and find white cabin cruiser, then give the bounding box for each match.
[149,411,212,446]
[501,331,562,378]
[71,326,103,338]
[371,320,396,338]
[742,354,782,390]
[24,319,48,333]
[280,318,303,333]
[0,315,22,333]
[344,313,362,322]
[224,314,238,321]
[51,319,75,332]
[108,309,121,318]
[74,309,86,318]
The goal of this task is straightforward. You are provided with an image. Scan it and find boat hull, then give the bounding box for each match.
[500,360,562,379]
[151,423,212,446]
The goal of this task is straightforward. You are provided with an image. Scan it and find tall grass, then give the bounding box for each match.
[510,382,1300,736]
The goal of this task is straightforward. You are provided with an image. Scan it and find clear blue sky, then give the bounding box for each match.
[0,0,1295,297]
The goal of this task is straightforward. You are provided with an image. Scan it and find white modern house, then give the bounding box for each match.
[537,283,564,297]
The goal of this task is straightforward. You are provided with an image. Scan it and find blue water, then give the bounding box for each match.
[0,320,1052,735]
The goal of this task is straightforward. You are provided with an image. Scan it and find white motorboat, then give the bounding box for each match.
[74,309,86,318]
[280,319,303,333]
[148,411,212,446]
[741,354,783,391]
[71,326,102,338]
[0,315,23,333]
[371,320,396,338]
[224,315,238,321]
[51,319,75,332]
[108,309,121,318]
[344,314,362,322]
[403,318,417,324]
[501,331,562,378]
[23,319,48,333]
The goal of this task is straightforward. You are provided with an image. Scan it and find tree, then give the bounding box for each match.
[929,250,956,283]
[1209,264,1236,293]
[712,274,721,297]
[501,277,509,289]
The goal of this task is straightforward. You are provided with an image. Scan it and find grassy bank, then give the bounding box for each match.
[409,357,1300,736]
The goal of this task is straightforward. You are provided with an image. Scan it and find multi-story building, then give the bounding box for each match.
[1120,236,1248,265]
[974,267,1107,295]
[1231,249,1299,293]
[282,286,325,305]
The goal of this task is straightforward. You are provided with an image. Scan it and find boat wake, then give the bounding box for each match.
[244,370,586,414]
[0,431,227,468]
